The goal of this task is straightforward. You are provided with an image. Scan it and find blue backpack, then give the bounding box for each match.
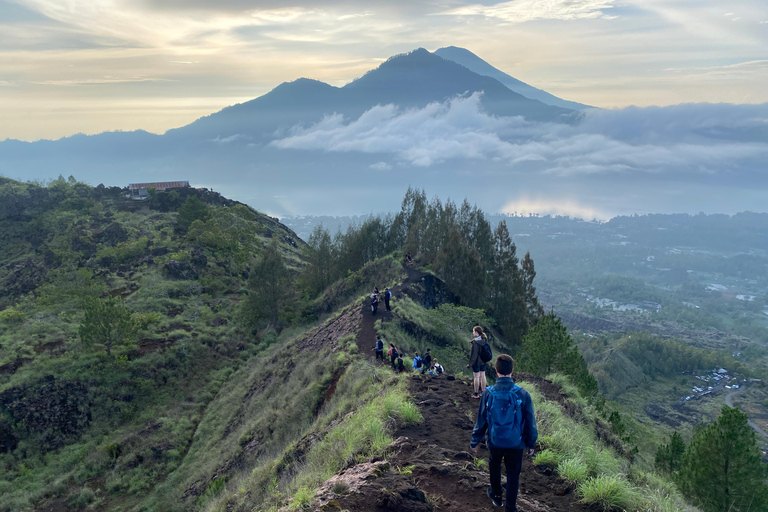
[486,385,524,448]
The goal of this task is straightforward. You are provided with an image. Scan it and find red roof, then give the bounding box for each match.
[129,181,190,191]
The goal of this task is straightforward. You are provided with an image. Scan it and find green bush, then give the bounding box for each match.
[578,475,641,511]
[532,449,561,468]
[68,486,95,509]
[558,457,589,483]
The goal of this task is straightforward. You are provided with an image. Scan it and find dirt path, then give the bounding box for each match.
[725,387,768,439]
[329,373,591,512]
[334,266,589,511]
[356,266,428,363]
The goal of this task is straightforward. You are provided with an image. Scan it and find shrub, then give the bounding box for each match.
[68,487,95,509]
[533,449,561,468]
[558,457,589,483]
[578,475,641,511]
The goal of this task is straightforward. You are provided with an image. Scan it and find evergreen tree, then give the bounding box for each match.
[521,252,545,322]
[678,406,768,512]
[304,225,335,294]
[241,240,292,329]
[177,195,210,232]
[655,431,686,474]
[518,313,597,395]
[433,226,485,306]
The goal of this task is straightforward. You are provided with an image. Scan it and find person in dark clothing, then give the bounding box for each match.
[470,355,537,512]
[396,356,406,373]
[388,343,399,369]
[371,289,379,315]
[467,326,488,398]
[384,287,392,312]
[421,348,432,374]
[373,335,384,361]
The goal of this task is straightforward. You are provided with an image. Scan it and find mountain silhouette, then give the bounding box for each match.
[167,48,575,144]
[434,46,591,111]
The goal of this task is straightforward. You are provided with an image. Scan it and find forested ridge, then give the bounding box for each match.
[1,177,766,512]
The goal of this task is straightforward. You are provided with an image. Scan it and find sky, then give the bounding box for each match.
[2,0,768,142]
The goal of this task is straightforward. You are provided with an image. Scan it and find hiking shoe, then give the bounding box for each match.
[471,393,481,399]
[487,486,503,507]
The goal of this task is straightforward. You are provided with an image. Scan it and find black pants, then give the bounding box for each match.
[384,298,391,311]
[375,350,384,361]
[489,446,524,512]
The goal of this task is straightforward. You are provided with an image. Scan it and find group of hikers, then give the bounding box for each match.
[369,287,392,315]
[372,324,537,512]
[373,335,444,375]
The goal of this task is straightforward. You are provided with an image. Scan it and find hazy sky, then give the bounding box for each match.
[2,0,767,141]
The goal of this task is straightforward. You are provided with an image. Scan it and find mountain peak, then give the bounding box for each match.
[434,46,590,111]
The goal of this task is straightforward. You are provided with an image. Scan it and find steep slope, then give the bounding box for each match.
[434,46,591,111]
[0,177,305,512]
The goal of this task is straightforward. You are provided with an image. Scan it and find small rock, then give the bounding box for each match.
[453,451,473,461]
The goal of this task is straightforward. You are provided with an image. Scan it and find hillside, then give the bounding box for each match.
[2,180,760,512]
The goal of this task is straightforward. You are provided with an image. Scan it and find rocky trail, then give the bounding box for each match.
[314,266,591,512]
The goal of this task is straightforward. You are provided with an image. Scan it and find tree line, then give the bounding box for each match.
[301,187,544,344]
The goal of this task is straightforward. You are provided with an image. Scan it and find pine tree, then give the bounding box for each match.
[241,240,292,329]
[677,406,768,512]
[433,226,485,306]
[655,431,686,474]
[518,313,597,395]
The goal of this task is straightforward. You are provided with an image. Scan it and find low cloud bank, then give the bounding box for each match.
[270,93,768,181]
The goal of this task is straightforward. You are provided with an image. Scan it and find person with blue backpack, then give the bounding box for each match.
[470,354,538,511]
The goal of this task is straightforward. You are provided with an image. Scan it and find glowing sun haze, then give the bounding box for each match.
[1,0,767,141]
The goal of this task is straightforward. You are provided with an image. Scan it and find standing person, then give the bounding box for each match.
[421,348,432,375]
[433,360,444,374]
[470,354,537,511]
[373,335,384,361]
[388,343,399,369]
[467,326,488,398]
[370,289,379,315]
[384,287,392,312]
[412,352,422,371]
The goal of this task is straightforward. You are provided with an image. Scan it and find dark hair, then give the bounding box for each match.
[426,348,430,352]
[390,343,395,348]
[495,354,514,376]
[473,325,487,340]
[376,335,381,339]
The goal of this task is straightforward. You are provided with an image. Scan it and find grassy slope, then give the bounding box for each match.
[0,178,701,512]
[0,177,304,512]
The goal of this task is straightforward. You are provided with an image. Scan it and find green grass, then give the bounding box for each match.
[200,361,422,512]
[577,474,642,511]
[521,376,696,512]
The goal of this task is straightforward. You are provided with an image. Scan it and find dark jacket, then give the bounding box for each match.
[470,377,538,450]
[468,336,486,368]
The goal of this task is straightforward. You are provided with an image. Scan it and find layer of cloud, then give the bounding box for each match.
[271,92,768,179]
[446,0,616,22]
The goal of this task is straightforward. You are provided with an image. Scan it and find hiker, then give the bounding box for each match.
[388,343,399,369]
[470,354,537,512]
[396,355,406,373]
[404,252,414,264]
[433,360,444,374]
[384,287,392,312]
[370,289,379,315]
[467,325,489,398]
[373,335,384,361]
[421,348,432,375]
[412,352,422,371]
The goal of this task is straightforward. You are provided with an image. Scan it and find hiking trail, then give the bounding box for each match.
[316,266,591,511]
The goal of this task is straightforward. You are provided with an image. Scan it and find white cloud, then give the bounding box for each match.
[369,161,392,170]
[445,0,616,22]
[270,92,768,181]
